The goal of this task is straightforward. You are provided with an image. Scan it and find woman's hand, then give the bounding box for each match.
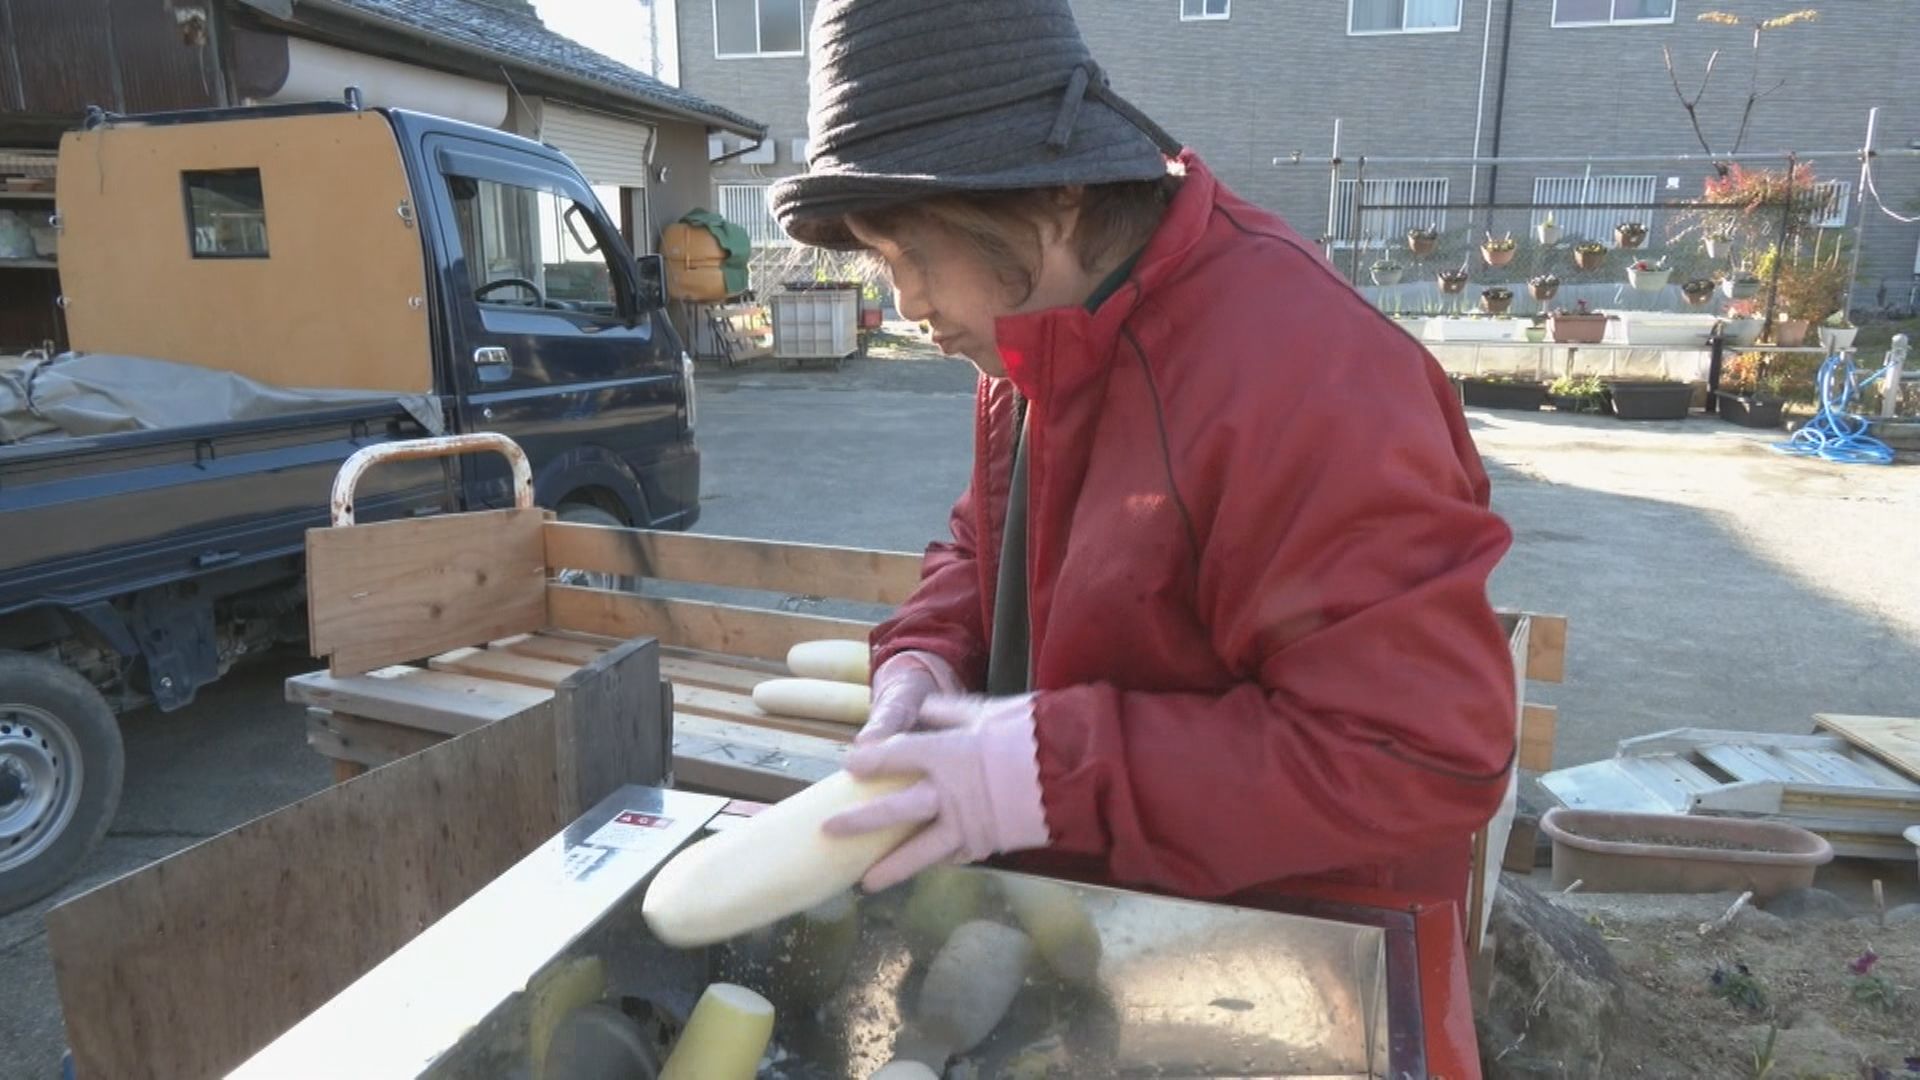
[858,651,962,743]
[824,694,1051,891]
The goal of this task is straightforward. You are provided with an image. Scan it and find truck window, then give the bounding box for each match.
[183,169,269,258]
[447,175,619,313]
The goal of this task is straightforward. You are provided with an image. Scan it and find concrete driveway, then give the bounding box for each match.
[4,356,1919,1076]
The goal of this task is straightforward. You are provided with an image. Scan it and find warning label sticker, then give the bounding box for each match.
[584,810,677,852]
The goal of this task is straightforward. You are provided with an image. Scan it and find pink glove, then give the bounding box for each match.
[858,651,963,744]
[823,694,1051,892]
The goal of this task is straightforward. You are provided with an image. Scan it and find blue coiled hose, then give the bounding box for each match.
[1770,353,1896,465]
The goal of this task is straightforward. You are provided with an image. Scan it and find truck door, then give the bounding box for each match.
[423,136,682,518]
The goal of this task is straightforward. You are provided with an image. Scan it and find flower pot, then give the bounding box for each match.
[1772,317,1810,347]
[1572,247,1605,272]
[1536,222,1561,246]
[1456,377,1547,411]
[1369,266,1403,287]
[1478,291,1513,315]
[1437,274,1468,295]
[1525,327,1546,343]
[1617,312,1716,347]
[1715,392,1785,429]
[1818,325,1857,352]
[1481,244,1516,268]
[1720,315,1763,346]
[1626,266,1671,293]
[1613,224,1647,249]
[1541,808,1832,900]
[1681,284,1715,307]
[1407,231,1437,257]
[858,308,884,329]
[1606,380,1694,420]
[1721,277,1761,301]
[1548,312,1608,344]
[1705,235,1731,259]
[1528,280,1560,302]
[1551,393,1605,414]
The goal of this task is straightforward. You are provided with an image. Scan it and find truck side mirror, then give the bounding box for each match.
[635,254,667,310]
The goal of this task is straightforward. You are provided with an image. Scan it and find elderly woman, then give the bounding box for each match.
[773,0,1516,912]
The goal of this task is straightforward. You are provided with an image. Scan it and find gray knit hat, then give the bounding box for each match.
[770,0,1181,249]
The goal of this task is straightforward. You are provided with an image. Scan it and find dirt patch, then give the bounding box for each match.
[1617,833,1775,853]
[1570,903,1918,1078]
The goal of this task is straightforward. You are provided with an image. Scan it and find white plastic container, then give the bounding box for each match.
[1613,312,1716,348]
[772,288,858,360]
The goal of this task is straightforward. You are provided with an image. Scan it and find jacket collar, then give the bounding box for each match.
[995,150,1217,405]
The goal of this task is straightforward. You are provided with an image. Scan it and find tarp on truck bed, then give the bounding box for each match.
[0,353,440,444]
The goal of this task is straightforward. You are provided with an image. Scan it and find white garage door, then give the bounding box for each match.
[539,101,653,189]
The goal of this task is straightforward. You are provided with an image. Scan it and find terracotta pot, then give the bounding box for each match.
[1437,274,1469,295]
[1481,244,1516,268]
[1536,222,1561,246]
[1529,280,1560,302]
[1773,318,1810,347]
[1573,247,1606,272]
[858,308,883,329]
[1541,808,1831,900]
[1407,231,1438,256]
[1614,224,1648,249]
[1479,290,1513,315]
[1681,283,1716,306]
[1549,312,1608,344]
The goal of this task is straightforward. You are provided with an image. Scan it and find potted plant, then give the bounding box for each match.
[1548,299,1609,343]
[1715,353,1787,429]
[1406,226,1438,257]
[1681,278,1717,306]
[1480,231,1517,268]
[1717,301,1764,346]
[1548,372,1607,414]
[858,281,885,329]
[1525,315,1548,343]
[1818,311,1857,353]
[1705,227,1734,259]
[1479,285,1513,315]
[1369,257,1404,287]
[1454,372,1549,411]
[1721,271,1763,300]
[1606,378,1694,420]
[1772,313,1811,347]
[1437,266,1470,294]
[1572,241,1606,272]
[1536,213,1561,246]
[1626,258,1671,293]
[1528,273,1560,302]
[1614,222,1648,249]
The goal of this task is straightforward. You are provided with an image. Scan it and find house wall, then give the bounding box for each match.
[651,119,719,240]
[676,0,1920,301]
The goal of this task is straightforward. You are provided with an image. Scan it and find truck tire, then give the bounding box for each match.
[555,502,635,592]
[0,652,124,914]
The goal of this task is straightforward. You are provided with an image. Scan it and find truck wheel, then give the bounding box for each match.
[555,502,635,592]
[0,652,124,914]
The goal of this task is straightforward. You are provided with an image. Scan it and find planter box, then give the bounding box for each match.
[1616,312,1716,348]
[1607,380,1694,421]
[1719,316,1763,347]
[1456,378,1547,411]
[1818,325,1858,352]
[1551,393,1606,415]
[1722,278,1762,301]
[1548,313,1608,343]
[1716,392,1785,429]
[1542,808,1832,900]
[1430,316,1517,343]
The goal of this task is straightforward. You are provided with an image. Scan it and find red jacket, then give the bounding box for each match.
[871,154,1516,907]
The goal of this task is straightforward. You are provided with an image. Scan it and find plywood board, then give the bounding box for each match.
[1519,704,1557,772]
[430,646,580,689]
[492,632,615,667]
[546,583,875,663]
[307,509,549,675]
[671,712,846,802]
[305,709,445,768]
[660,654,778,695]
[1522,613,1567,683]
[671,682,854,744]
[56,111,432,393]
[543,523,925,605]
[286,666,551,736]
[52,642,668,1080]
[1814,714,1920,783]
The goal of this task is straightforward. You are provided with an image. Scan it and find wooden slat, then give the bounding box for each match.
[670,713,846,802]
[286,667,551,736]
[543,523,924,606]
[671,683,854,744]
[491,632,614,667]
[305,709,446,768]
[306,508,550,676]
[546,583,873,663]
[1520,613,1566,683]
[430,647,580,689]
[1518,704,1557,772]
[660,655,777,695]
[1813,714,1920,783]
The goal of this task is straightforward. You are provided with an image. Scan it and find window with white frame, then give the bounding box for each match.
[1552,0,1675,27]
[1331,177,1450,248]
[718,183,792,247]
[1530,174,1659,242]
[1350,0,1462,34]
[1181,0,1228,21]
[1810,180,1850,228]
[714,0,804,58]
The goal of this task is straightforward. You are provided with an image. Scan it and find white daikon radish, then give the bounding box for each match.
[786,639,871,684]
[870,1062,940,1080]
[752,677,871,725]
[643,771,917,947]
[658,983,774,1080]
[915,920,1034,1055]
[1000,876,1102,984]
[900,865,991,954]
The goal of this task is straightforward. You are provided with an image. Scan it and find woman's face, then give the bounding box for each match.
[848,210,1088,378]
